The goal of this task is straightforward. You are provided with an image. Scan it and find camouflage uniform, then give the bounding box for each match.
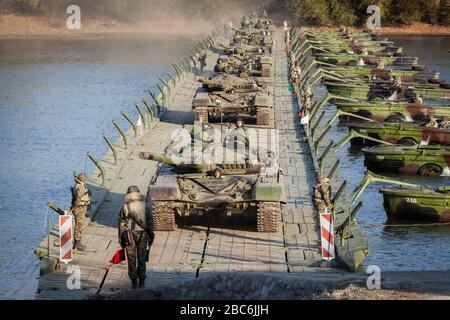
[118,186,154,288]
[199,53,207,72]
[441,116,450,128]
[426,118,438,128]
[313,172,332,212]
[376,60,385,70]
[411,94,423,104]
[72,173,91,248]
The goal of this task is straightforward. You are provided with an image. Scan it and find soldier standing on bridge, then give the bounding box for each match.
[118,186,154,289]
[71,173,91,251]
[313,171,333,212]
[199,51,207,73]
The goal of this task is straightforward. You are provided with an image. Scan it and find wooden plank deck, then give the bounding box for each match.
[35,31,323,299]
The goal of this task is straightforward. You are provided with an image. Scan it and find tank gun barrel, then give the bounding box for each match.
[139,152,177,166]
[138,152,263,175]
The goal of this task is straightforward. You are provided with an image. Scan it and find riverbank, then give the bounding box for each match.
[0,14,215,39]
[2,14,450,39]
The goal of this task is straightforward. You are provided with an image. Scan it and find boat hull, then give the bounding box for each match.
[381,189,450,222]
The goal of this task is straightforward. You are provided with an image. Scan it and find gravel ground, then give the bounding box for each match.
[95,270,450,300]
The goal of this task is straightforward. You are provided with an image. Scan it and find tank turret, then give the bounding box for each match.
[139,151,262,175]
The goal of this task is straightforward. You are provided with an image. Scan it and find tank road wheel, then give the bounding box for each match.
[397,137,417,146]
[385,114,405,123]
[257,202,280,232]
[195,107,209,123]
[152,201,176,231]
[256,108,270,126]
[418,164,442,176]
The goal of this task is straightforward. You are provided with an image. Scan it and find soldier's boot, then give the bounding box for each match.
[131,279,138,289]
[138,278,145,289]
[74,240,86,251]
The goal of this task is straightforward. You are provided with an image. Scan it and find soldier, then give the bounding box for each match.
[411,93,423,104]
[392,75,402,88]
[441,116,450,128]
[213,168,223,179]
[71,173,91,251]
[425,117,438,128]
[198,52,207,73]
[301,83,313,104]
[118,186,154,289]
[376,60,385,70]
[313,171,332,212]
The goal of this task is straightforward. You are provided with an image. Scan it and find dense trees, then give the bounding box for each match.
[285,0,449,26]
[0,0,448,26]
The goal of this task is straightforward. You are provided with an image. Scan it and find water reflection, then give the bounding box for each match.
[0,36,196,299]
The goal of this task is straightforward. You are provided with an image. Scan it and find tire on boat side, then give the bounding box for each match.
[397,137,417,146]
[418,163,442,176]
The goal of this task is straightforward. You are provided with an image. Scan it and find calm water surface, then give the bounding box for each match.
[0,36,196,299]
[0,35,449,299]
[329,36,450,271]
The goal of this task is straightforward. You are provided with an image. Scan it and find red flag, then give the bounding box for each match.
[110,249,126,264]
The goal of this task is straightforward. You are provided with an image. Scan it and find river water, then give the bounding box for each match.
[0,36,196,299]
[329,36,450,271]
[0,35,449,299]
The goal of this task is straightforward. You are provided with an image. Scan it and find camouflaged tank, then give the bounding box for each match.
[380,186,450,222]
[362,144,450,176]
[336,101,450,123]
[215,54,272,78]
[324,80,450,101]
[192,87,273,126]
[138,127,284,232]
[347,122,450,146]
[198,74,267,93]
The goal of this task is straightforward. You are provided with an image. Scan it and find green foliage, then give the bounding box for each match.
[0,0,448,26]
[287,0,449,26]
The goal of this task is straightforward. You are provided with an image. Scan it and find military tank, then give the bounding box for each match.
[138,127,284,232]
[192,87,273,125]
[362,144,450,176]
[215,54,272,78]
[198,74,267,94]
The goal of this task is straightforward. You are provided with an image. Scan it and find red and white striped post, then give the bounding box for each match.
[59,214,73,263]
[319,208,335,261]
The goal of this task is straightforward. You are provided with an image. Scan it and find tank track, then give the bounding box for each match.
[256,107,270,126]
[256,202,279,232]
[195,107,209,123]
[152,201,176,231]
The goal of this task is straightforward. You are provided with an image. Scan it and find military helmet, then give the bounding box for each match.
[315,171,325,180]
[77,173,87,183]
[127,185,140,194]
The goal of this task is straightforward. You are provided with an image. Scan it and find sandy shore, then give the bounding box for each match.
[0,14,216,39]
